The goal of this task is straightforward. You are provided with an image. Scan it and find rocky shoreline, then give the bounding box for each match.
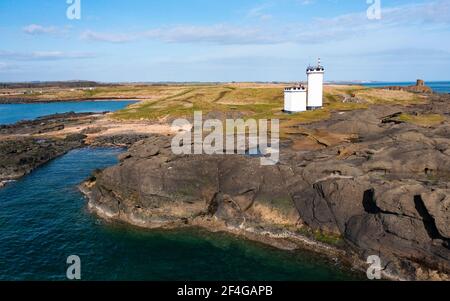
[79,95,450,281]
[2,94,449,281]
[0,113,92,184]
[0,112,152,186]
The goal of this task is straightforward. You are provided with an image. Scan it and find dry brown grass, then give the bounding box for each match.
[354,88,426,104]
[111,83,436,138]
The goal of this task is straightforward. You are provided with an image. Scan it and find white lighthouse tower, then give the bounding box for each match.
[306,58,325,110]
[284,84,307,113]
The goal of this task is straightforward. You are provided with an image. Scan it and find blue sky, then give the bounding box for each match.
[0,0,449,82]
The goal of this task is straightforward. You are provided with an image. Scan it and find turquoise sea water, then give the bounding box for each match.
[362,81,450,93]
[0,148,360,281]
[0,100,136,125]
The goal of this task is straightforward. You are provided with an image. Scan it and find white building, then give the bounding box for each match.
[306,59,325,110]
[284,85,307,113]
[284,58,325,113]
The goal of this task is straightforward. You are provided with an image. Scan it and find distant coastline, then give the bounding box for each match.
[0,97,140,104]
[2,81,449,105]
[361,81,450,94]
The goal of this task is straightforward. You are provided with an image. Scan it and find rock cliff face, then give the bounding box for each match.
[81,99,450,281]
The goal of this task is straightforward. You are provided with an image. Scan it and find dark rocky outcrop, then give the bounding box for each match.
[0,112,149,186]
[0,135,86,183]
[0,112,104,184]
[90,134,152,147]
[81,97,450,280]
[386,79,433,94]
[0,112,102,135]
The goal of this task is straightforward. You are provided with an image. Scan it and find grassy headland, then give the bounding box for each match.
[110,83,428,137]
[0,82,432,137]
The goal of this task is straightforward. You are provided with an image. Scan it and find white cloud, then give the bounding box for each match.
[0,62,22,73]
[0,51,97,61]
[80,30,135,43]
[77,0,450,46]
[81,25,281,44]
[330,47,450,61]
[23,24,61,35]
[0,62,12,71]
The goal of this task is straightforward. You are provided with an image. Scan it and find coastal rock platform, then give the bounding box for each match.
[81,95,450,280]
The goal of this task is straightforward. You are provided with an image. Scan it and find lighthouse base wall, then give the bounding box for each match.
[284,91,307,112]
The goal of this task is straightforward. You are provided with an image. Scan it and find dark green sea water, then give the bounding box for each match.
[0,148,361,281]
